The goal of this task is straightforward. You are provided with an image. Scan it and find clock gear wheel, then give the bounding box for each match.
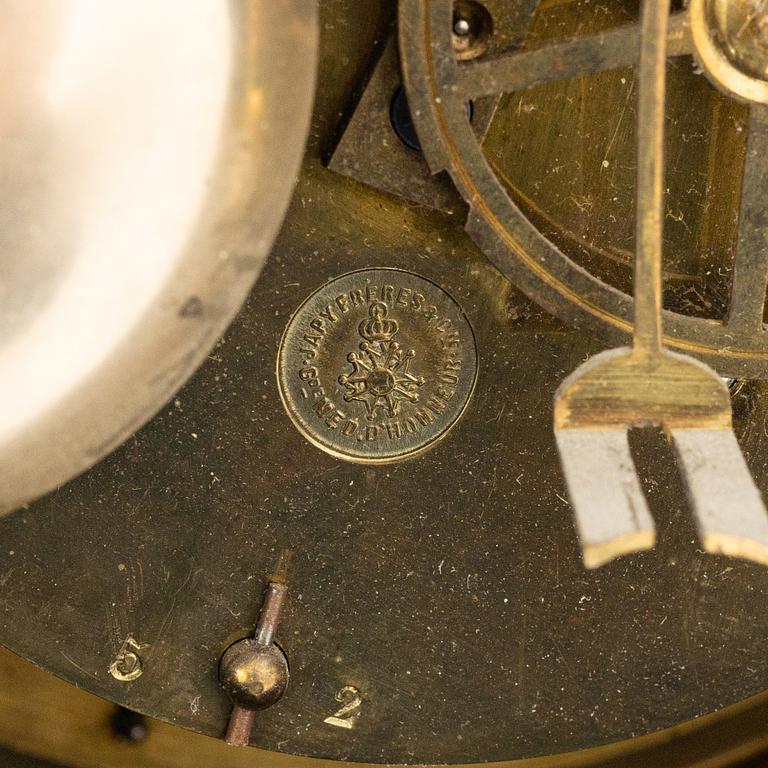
[398,0,768,378]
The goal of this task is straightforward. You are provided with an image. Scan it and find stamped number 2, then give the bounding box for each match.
[323,685,362,729]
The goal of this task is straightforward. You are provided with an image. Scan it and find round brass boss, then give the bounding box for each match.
[276,268,478,464]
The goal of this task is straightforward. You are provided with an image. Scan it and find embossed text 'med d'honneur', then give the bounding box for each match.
[277,269,478,463]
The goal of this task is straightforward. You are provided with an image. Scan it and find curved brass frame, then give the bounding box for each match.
[399,3,768,378]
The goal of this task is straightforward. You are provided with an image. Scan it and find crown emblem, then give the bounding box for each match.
[339,302,425,420]
[358,301,398,342]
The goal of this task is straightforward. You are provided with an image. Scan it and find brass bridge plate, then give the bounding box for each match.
[6,2,768,764]
[277,269,477,463]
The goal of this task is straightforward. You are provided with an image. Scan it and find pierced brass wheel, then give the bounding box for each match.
[399,1,768,378]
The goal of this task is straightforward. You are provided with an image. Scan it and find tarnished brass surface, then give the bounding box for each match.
[277,269,477,463]
[328,38,468,213]
[399,0,768,378]
[3,0,768,765]
[550,2,734,433]
[6,645,768,768]
[552,0,768,572]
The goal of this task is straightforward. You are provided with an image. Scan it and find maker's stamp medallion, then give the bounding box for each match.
[277,269,477,463]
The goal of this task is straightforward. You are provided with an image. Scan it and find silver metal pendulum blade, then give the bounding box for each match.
[672,428,768,565]
[555,428,656,569]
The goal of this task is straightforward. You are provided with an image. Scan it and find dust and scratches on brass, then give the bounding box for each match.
[554,0,768,569]
[554,349,733,432]
[554,348,768,567]
[689,0,768,103]
[7,0,768,761]
[277,268,477,464]
[327,37,494,213]
[728,104,768,332]
[329,0,543,212]
[109,637,146,682]
[398,1,768,378]
[450,12,693,100]
[219,582,289,747]
[323,685,362,729]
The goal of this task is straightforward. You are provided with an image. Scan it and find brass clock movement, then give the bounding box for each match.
[3,1,768,766]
